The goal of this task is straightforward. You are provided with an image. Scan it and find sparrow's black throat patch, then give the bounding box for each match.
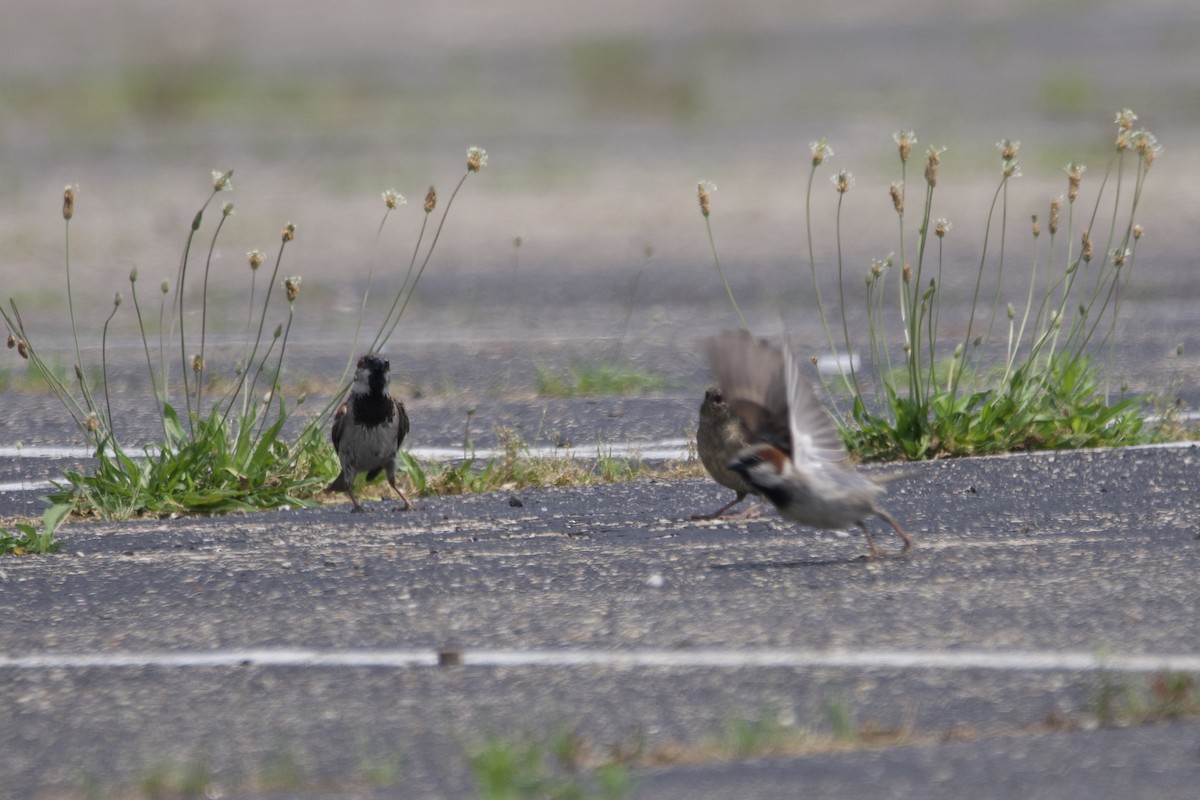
[351,387,395,428]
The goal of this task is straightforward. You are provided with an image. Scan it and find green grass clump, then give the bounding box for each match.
[396,422,694,498]
[1091,667,1199,727]
[715,709,804,759]
[136,756,213,799]
[850,351,1146,459]
[0,504,68,556]
[470,729,631,800]
[701,109,1167,459]
[3,150,486,521]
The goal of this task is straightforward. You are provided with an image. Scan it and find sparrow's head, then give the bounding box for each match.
[699,386,728,419]
[352,353,391,395]
[727,443,789,488]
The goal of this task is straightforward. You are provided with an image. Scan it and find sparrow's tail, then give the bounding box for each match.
[326,472,350,492]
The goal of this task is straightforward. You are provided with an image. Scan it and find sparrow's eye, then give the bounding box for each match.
[383,360,390,371]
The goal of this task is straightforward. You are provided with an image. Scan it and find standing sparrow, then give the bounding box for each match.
[705,330,913,559]
[327,354,412,513]
[692,386,782,519]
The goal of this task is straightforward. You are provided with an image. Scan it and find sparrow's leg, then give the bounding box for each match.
[690,492,749,520]
[385,463,412,512]
[386,478,412,512]
[347,485,369,513]
[328,469,368,512]
[866,511,914,558]
[858,523,882,561]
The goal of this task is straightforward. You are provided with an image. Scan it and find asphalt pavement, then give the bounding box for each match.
[4,0,1200,796]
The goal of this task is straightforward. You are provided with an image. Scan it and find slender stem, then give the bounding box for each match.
[1008,231,1041,383]
[224,236,288,425]
[176,196,219,431]
[930,237,945,393]
[1054,152,1117,357]
[612,267,644,361]
[258,303,295,439]
[908,180,936,404]
[1078,157,1144,355]
[177,224,193,428]
[1031,229,1055,346]
[63,218,88,409]
[196,212,230,416]
[100,300,119,436]
[377,171,473,353]
[244,271,258,348]
[62,218,100,420]
[158,287,168,409]
[981,177,1010,357]
[366,213,428,361]
[895,165,908,338]
[834,192,860,396]
[1004,315,1015,384]
[130,277,168,441]
[951,177,1005,398]
[706,215,748,331]
[865,278,882,397]
[1,302,90,436]
[805,165,841,372]
[343,206,392,384]
[245,328,280,420]
[925,286,937,396]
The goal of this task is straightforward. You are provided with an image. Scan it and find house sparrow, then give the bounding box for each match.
[327,354,412,513]
[692,385,778,519]
[704,330,913,559]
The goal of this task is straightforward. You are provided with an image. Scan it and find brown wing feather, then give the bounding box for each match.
[331,402,347,451]
[704,330,792,452]
[394,398,410,448]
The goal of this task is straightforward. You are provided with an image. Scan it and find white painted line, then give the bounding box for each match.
[0,481,52,492]
[0,648,436,669]
[0,446,95,459]
[1,647,1198,673]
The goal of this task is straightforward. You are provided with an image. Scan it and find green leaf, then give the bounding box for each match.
[42,504,72,535]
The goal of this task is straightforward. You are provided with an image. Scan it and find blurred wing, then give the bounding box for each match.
[781,337,846,465]
[704,330,792,453]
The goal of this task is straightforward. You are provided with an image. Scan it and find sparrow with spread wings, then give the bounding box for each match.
[704,330,913,560]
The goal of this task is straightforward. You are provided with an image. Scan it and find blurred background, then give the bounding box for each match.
[2,0,1199,384]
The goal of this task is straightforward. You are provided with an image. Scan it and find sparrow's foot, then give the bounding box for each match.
[874,545,912,559]
[724,503,764,520]
[874,512,915,558]
[859,526,883,561]
[858,517,913,560]
[387,482,413,513]
[689,495,751,520]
